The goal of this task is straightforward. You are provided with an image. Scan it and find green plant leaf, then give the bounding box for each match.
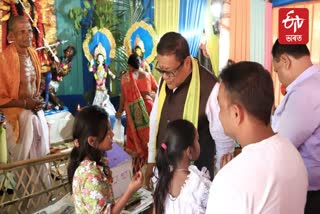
[84,0,91,9]
[69,10,74,19]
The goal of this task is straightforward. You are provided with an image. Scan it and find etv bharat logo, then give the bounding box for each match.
[279,8,309,44]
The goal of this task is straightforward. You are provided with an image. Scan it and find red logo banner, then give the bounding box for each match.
[279,8,309,44]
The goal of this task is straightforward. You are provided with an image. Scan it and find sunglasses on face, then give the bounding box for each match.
[155,60,184,77]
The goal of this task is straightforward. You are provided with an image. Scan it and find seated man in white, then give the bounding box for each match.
[206,62,308,214]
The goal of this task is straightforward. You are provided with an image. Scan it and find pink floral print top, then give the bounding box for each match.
[72,158,114,213]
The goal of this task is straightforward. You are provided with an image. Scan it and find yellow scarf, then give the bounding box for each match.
[156,57,200,136]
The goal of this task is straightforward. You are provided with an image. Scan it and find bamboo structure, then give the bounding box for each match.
[0,152,71,213]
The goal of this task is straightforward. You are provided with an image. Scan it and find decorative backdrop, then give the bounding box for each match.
[273,0,311,7]
[179,0,206,57]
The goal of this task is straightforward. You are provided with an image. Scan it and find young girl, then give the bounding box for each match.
[67,105,143,214]
[153,119,212,214]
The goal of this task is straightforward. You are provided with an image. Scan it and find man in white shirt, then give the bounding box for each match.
[206,61,308,214]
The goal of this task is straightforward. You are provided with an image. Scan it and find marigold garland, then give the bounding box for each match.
[10,1,18,16]
[33,0,44,48]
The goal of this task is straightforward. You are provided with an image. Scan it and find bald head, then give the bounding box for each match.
[8,16,30,32]
[7,16,33,50]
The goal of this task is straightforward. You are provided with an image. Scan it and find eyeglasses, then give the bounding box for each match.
[155,60,184,77]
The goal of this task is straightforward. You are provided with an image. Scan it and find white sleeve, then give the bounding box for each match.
[147,78,161,163]
[205,83,235,171]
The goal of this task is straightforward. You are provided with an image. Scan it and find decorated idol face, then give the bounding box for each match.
[97,54,105,64]
[135,46,143,57]
[64,46,75,60]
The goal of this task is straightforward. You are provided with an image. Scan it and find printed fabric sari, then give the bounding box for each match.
[135,72,157,114]
[120,72,150,173]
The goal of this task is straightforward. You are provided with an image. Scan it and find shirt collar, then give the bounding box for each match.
[286,64,319,93]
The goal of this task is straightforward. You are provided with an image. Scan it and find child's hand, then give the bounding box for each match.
[128,171,144,193]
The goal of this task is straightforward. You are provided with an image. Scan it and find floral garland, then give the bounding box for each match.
[10,1,18,16]
[58,56,72,76]
[92,62,108,87]
[60,58,72,71]
[33,0,44,48]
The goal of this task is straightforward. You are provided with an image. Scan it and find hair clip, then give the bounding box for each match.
[73,139,80,148]
[161,143,167,150]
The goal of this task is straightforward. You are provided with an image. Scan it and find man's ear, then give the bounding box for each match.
[7,32,14,42]
[231,104,244,126]
[286,55,295,70]
[87,136,97,148]
[184,56,192,69]
[280,54,291,70]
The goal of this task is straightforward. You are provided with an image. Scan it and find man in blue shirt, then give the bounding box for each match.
[272,39,320,214]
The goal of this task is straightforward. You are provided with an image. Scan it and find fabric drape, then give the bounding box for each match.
[178,0,207,57]
[273,0,311,7]
[142,0,154,23]
[250,0,265,65]
[264,2,273,71]
[154,0,179,37]
[120,71,150,172]
[203,0,219,75]
[219,1,231,72]
[229,0,250,62]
